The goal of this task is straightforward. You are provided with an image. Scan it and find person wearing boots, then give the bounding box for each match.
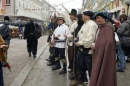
[46,14,58,66]
[66,9,77,71]
[67,14,84,80]
[70,11,98,85]
[51,15,69,74]
[24,20,39,58]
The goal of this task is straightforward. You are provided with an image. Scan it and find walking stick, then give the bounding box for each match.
[73,29,76,78]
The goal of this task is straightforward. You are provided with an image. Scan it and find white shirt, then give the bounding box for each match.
[52,24,69,48]
[78,20,98,54]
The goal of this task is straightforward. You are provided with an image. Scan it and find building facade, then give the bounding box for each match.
[0,0,5,21]
[83,0,130,18]
[0,0,56,24]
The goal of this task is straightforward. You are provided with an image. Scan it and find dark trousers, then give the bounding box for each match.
[0,62,4,86]
[49,47,55,56]
[68,46,73,63]
[49,47,55,62]
[55,47,65,60]
[27,35,38,55]
[77,49,92,77]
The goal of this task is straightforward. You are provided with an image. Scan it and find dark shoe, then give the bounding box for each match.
[68,72,75,80]
[47,61,55,66]
[46,58,51,62]
[69,75,75,80]
[59,69,66,74]
[117,69,124,72]
[33,55,36,58]
[29,52,31,57]
[52,65,61,70]
[2,64,6,67]
[82,77,88,84]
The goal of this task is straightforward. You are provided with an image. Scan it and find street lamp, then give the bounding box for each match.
[125,0,130,16]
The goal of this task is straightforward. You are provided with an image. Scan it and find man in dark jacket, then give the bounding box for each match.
[117,14,130,72]
[0,16,11,67]
[24,20,39,58]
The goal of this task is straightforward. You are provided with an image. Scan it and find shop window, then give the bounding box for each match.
[5,0,10,6]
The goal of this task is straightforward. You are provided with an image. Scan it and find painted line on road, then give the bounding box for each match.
[9,43,48,86]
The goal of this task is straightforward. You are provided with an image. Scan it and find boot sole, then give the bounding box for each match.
[59,72,66,74]
[52,67,61,70]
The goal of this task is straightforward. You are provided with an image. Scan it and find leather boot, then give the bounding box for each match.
[59,63,66,74]
[68,72,75,80]
[52,60,61,70]
[47,61,55,66]
[70,70,83,86]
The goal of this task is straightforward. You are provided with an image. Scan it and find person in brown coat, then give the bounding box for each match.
[90,12,117,86]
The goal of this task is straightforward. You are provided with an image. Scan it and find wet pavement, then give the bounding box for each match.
[22,45,130,86]
[3,35,130,86]
[3,35,48,86]
[22,46,88,86]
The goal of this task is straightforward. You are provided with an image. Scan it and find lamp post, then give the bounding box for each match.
[125,0,130,16]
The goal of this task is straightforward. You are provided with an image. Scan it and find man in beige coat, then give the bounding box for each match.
[70,11,98,85]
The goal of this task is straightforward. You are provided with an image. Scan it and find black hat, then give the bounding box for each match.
[83,11,94,17]
[69,9,77,16]
[4,16,10,21]
[93,12,107,19]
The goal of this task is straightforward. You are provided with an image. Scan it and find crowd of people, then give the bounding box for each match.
[46,8,130,86]
[0,8,130,86]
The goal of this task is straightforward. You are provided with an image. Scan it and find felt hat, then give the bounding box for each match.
[69,9,77,16]
[93,12,107,19]
[83,11,94,17]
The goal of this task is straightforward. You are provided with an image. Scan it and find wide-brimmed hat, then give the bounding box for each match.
[57,15,65,20]
[69,9,77,16]
[93,12,107,19]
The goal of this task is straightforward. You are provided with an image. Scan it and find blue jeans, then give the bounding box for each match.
[0,62,4,86]
[117,42,126,71]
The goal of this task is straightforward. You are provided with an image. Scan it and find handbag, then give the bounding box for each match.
[33,23,42,39]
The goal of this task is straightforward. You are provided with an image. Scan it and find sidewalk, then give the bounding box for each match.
[3,35,48,86]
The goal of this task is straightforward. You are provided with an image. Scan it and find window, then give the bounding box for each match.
[5,0,10,6]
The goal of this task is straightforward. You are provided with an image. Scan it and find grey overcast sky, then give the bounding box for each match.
[46,0,82,9]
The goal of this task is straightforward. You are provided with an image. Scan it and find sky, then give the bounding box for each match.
[46,0,83,9]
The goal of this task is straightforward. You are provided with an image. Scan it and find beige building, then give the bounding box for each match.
[1,0,56,24]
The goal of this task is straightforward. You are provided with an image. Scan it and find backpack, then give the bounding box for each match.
[33,23,42,39]
[0,24,11,40]
[121,22,130,47]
